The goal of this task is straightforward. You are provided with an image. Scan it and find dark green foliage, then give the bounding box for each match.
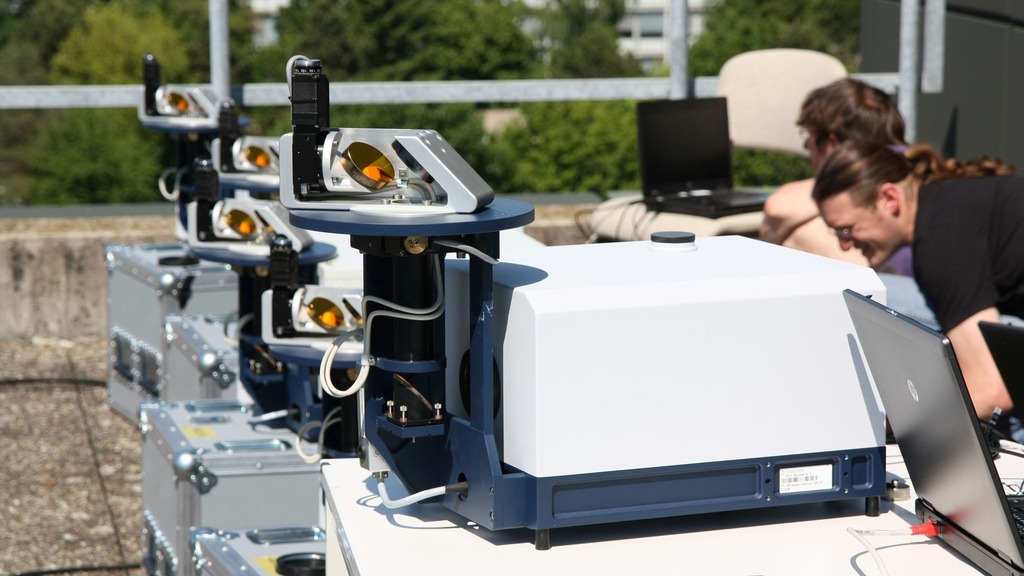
[732,150,814,187]
[0,0,90,85]
[486,0,644,195]
[541,0,627,39]
[49,3,188,84]
[20,2,192,205]
[139,0,256,83]
[25,109,163,204]
[549,25,643,79]
[489,100,640,195]
[690,0,860,76]
[276,0,534,81]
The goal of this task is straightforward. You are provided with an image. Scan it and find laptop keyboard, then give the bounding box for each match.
[1010,500,1024,536]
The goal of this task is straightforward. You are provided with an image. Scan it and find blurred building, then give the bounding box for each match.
[250,0,292,46]
[617,0,708,71]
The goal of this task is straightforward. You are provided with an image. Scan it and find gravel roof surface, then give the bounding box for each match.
[0,337,140,576]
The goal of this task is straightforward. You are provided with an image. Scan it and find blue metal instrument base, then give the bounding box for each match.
[192,241,336,268]
[287,198,534,236]
[443,445,887,531]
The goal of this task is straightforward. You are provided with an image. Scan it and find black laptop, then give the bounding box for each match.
[845,290,1024,576]
[635,97,769,218]
[980,321,1024,415]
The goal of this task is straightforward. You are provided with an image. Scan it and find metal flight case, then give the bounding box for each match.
[192,526,327,576]
[105,242,237,422]
[140,400,321,576]
[162,313,245,404]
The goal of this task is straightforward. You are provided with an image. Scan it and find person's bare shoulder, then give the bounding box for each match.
[760,179,817,244]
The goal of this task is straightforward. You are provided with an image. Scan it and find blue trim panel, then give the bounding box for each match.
[514,446,886,530]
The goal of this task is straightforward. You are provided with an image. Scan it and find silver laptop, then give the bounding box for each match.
[844,289,1024,576]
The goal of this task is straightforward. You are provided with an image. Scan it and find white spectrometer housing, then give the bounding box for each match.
[444,235,887,520]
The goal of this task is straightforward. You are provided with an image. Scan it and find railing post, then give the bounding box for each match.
[209,0,231,101]
[921,0,946,94]
[669,0,689,100]
[898,0,921,143]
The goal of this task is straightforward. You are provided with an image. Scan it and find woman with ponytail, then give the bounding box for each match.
[813,141,1024,420]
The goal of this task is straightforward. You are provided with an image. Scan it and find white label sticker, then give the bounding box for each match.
[778,464,833,494]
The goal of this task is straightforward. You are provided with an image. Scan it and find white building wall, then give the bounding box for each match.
[617,0,709,70]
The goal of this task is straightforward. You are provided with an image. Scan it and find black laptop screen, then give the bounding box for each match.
[636,97,733,196]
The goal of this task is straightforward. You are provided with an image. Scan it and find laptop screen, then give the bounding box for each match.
[843,290,1024,569]
[979,321,1024,414]
[636,97,733,197]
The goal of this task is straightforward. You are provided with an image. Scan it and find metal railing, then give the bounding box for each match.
[0,73,899,111]
[0,0,933,132]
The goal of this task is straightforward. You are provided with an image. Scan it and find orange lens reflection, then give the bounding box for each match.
[243,146,272,169]
[165,92,189,113]
[224,209,257,238]
[348,142,395,183]
[307,297,345,331]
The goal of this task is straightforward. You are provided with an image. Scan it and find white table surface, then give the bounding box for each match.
[321,444,1024,575]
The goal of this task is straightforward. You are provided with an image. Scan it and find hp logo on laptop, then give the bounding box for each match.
[907,379,920,402]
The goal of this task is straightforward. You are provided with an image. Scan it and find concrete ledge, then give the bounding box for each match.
[0,216,178,339]
[0,207,590,339]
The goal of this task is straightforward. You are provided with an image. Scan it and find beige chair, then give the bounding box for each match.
[715,49,848,156]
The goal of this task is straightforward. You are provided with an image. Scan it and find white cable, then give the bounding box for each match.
[432,238,498,266]
[320,255,444,398]
[319,328,366,398]
[375,479,447,509]
[157,167,181,201]
[225,313,254,346]
[295,406,343,464]
[846,527,890,576]
[246,409,289,425]
[360,254,445,315]
[286,54,309,97]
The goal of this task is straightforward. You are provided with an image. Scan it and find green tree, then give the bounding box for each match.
[49,4,188,85]
[142,0,257,84]
[490,100,640,195]
[539,0,628,40]
[489,0,643,195]
[0,0,90,85]
[0,0,93,203]
[277,0,534,81]
[26,2,190,204]
[25,108,163,204]
[528,0,642,79]
[690,0,860,76]
[550,25,643,79]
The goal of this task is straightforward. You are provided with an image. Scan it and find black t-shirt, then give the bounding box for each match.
[913,175,1024,331]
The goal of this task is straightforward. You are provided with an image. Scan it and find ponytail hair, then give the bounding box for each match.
[813,141,1016,206]
[904,145,1014,182]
